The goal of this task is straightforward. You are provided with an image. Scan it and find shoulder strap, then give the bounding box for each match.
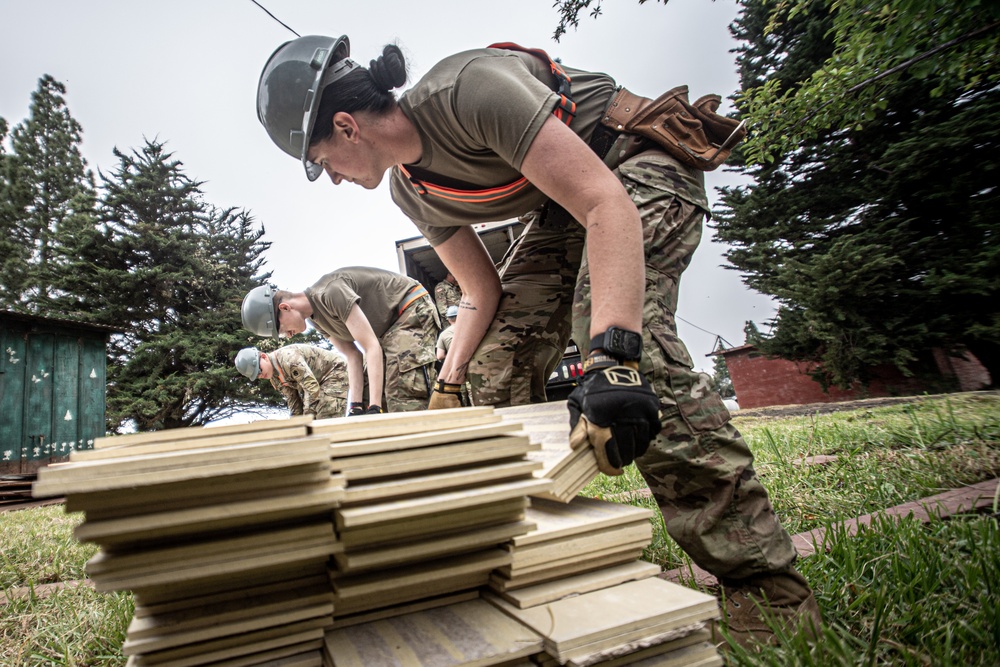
[399,43,576,203]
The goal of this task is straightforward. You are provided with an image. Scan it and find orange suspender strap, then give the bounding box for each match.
[271,354,290,387]
[398,284,429,317]
[400,43,575,204]
[488,42,576,123]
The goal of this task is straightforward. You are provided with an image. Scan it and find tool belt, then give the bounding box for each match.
[601,86,746,172]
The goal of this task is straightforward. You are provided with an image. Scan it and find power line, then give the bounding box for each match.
[676,315,735,350]
[249,0,299,37]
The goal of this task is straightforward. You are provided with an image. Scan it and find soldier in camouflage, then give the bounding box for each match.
[433,272,462,322]
[255,36,821,647]
[235,344,348,419]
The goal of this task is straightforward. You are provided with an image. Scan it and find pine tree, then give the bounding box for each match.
[713,0,1000,388]
[2,75,96,312]
[710,353,735,400]
[88,140,277,432]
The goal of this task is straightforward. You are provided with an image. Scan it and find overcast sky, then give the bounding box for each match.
[1,0,775,373]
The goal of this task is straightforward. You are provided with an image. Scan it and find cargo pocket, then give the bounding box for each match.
[649,326,730,435]
[393,347,436,401]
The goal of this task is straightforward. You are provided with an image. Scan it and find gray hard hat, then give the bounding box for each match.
[234,347,262,381]
[446,305,459,319]
[241,285,279,339]
[256,34,359,181]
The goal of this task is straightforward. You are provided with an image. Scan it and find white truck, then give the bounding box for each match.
[395,221,583,401]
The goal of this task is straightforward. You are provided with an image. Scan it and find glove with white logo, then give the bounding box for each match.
[567,361,661,476]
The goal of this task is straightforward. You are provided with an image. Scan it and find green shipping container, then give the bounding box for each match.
[0,311,113,474]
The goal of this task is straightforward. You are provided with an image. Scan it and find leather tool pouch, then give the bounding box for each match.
[601,85,746,171]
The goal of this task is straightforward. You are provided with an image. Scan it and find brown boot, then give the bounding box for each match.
[716,567,822,650]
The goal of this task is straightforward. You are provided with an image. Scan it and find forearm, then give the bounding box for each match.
[365,342,385,407]
[582,199,644,337]
[439,286,499,384]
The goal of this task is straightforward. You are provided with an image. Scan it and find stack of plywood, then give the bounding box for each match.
[485,579,721,667]
[32,417,343,667]
[494,401,599,503]
[309,407,551,622]
[490,496,656,594]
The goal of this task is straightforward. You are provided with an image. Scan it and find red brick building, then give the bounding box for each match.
[718,345,991,409]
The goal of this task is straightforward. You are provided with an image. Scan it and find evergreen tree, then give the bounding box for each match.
[1,75,96,312]
[88,140,275,432]
[710,352,735,400]
[0,117,29,308]
[713,0,1000,388]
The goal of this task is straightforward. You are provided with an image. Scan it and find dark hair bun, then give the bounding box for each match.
[369,44,407,91]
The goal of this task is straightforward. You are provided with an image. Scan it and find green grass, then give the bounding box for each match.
[1,391,998,666]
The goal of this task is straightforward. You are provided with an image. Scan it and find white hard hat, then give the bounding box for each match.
[235,347,262,381]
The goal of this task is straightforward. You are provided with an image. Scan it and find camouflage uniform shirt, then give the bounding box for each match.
[267,344,348,419]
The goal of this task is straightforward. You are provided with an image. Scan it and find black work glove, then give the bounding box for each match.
[567,363,661,476]
[347,402,366,417]
[364,404,385,415]
[428,380,467,410]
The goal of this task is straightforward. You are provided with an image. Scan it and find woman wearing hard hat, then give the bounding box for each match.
[253,35,819,645]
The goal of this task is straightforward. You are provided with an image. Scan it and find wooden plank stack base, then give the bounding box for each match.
[34,406,722,667]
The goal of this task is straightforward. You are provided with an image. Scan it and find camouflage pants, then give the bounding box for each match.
[382,295,439,412]
[312,394,347,420]
[474,148,798,580]
[466,211,585,406]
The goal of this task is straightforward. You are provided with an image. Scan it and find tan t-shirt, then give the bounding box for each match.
[304,267,419,342]
[391,47,617,245]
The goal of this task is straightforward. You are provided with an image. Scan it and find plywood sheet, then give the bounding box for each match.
[129,617,327,667]
[89,524,335,573]
[126,585,333,641]
[75,426,310,461]
[124,598,333,655]
[484,579,718,653]
[501,541,649,577]
[490,548,650,591]
[328,590,479,630]
[568,636,719,667]
[335,478,551,529]
[532,629,712,667]
[331,549,510,615]
[496,561,661,609]
[94,415,313,449]
[327,422,523,458]
[323,599,543,667]
[337,497,527,548]
[331,436,537,481]
[132,561,330,608]
[343,460,541,504]
[312,406,499,441]
[495,402,602,503]
[206,649,323,667]
[334,520,535,573]
[516,497,655,546]
[76,485,344,546]
[67,464,336,518]
[34,438,331,496]
[507,523,652,568]
[133,574,330,619]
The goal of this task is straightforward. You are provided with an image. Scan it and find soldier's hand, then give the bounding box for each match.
[428,380,467,410]
[365,405,385,415]
[567,364,661,476]
[347,402,366,417]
